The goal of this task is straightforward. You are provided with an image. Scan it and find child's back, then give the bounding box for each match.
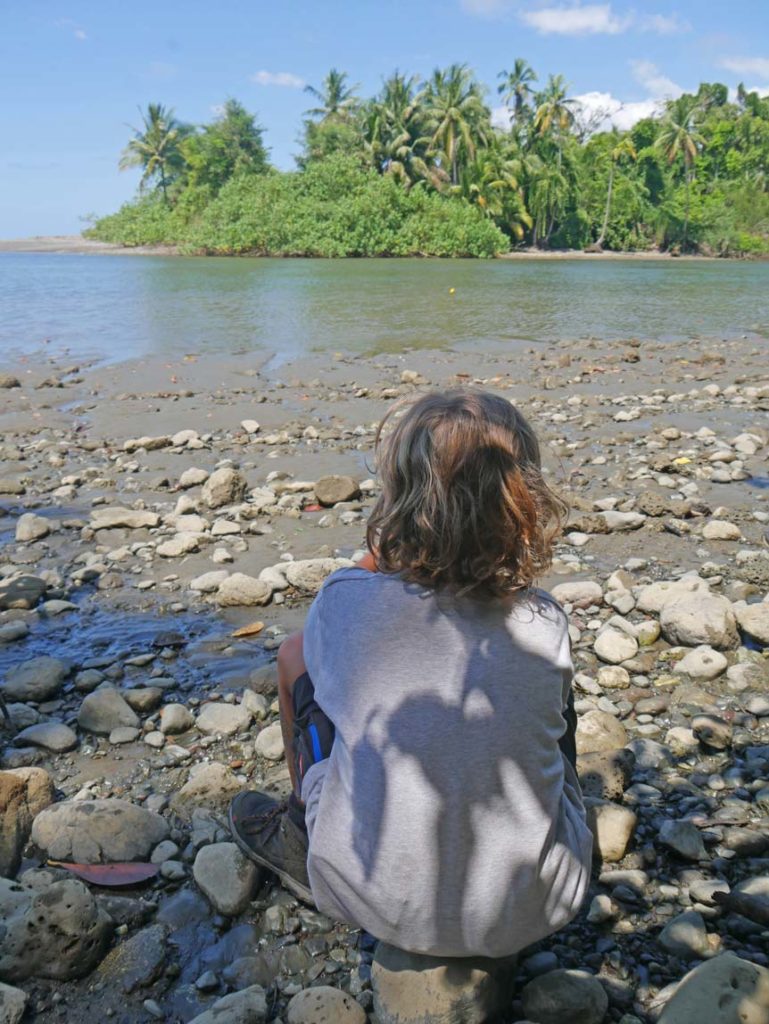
[302,567,592,958]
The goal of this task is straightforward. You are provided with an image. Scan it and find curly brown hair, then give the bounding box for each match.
[366,388,566,599]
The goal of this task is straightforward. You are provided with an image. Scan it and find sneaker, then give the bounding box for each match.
[228,790,314,904]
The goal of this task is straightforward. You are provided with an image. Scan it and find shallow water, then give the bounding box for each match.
[2,253,768,365]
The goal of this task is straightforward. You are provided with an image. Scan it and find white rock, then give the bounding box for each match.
[702,520,742,541]
[733,600,769,646]
[255,723,284,761]
[157,534,200,558]
[196,702,252,737]
[90,508,160,531]
[599,510,646,531]
[594,628,638,664]
[15,513,51,542]
[676,646,728,680]
[660,592,738,650]
[190,570,230,593]
[216,574,272,607]
[241,419,260,433]
[550,581,603,608]
[657,952,769,1024]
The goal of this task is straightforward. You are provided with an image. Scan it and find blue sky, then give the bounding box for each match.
[2,0,768,236]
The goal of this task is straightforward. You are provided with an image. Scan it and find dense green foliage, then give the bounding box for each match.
[88,67,769,257]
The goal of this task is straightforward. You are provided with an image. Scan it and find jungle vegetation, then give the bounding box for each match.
[86,67,769,257]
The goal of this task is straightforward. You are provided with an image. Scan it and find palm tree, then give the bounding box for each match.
[119,103,191,203]
[363,72,445,189]
[534,75,576,143]
[594,132,637,250]
[655,95,705,250]
[304,69,359,121]
[423,64,490,185]
[527,155,569,247]
[497,59,538,125]
[454,141,532,240]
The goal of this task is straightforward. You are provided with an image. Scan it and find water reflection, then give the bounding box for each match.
[1,253,768,365]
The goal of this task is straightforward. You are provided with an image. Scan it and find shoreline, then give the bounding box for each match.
[0,234,745,261]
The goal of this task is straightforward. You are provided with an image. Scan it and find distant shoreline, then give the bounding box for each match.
[0,234,737,261]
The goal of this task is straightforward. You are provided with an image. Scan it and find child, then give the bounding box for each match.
[229,389,592,959]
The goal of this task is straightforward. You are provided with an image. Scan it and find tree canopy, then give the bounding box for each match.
[90,64,769,257]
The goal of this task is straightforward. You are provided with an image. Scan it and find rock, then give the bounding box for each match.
[0,982,27,1024]
[521,969,608,1024]
[577,749,634,801]
[0,876,112,981]
[371,942,515,1024]
[597,665,630,689]
[124,687,163,713]
[15,513,50,542]
[255,722,284,761]
[658,819,707,861]
[285,557,354,594]
[315,475,360,506]
[287,986,366,1024]
[586,894,617,924]
[594,628,638,664]
[733,600,769,646]
[635,576,710,615]
[196,702,252,736]
[692,714,732,750]
[186,985,268,1024]
[626,738,672,770]
[202,467,247,509]
[0,767,54,877]
[110,726,140,744]
[241,419,260,433]
[658,911,716,961]
[78,686,140,735]
[599,511,645,531]
[0,574,46,611]
[171,762,243,815]
[193,843,258,916]
[90,507,160,530]
[157,534,200,557]
[160,703,195,734]
[657,952,769,1024]
[0,374,21,388]
[0,479,25,496]
[660,592,738,650]
[191,570,230,593]
[13,722,78,753]
[123,435,171,452]
[179,467,209,489]
[576,710,628,755]
[2,656,68,702]
[95,923,167,993]
[216,573,272,607]
[0,622,29,644]
[676,646,728,680]
[702,520,742,541]
[584,799,637,862]
[31,798,169,863]
[551,581,603,608]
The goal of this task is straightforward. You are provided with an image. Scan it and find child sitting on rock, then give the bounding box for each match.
[229,389,592,958]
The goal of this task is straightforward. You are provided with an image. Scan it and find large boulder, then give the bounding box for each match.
[31,798,169,863]
[371,942,515,1024]
[187,985,268,1024]
[202,467,247,509]
[521,969,608,1024]
[2,656,69,702]
[635,576,710,615]
[658,952,769,1024]
[0,768,55,877]
[0,876,113,981]
[660,592,739,650]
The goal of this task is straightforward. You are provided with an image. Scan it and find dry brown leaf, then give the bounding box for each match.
[48,860,159,886]
[230,621,265,638]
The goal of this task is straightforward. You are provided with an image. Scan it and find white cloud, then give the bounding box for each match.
[55,18,87,41]
[630,59,682,99]
[74,28,87,41]
[251,70,305,88]
[719,56,769,80]
[519,3,631,35]
[574,90,659,131]
[642,13,690,35]
[492,105,513,128]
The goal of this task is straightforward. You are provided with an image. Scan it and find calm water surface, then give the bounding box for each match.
[1,253,768,365]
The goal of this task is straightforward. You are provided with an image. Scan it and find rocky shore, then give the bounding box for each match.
[1,332,768,1024]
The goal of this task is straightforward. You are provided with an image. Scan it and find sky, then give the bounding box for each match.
[2,0,769,236]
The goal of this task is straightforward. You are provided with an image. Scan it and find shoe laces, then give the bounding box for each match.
[240,800,288,837]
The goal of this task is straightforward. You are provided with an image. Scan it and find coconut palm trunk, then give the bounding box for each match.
[596,162,615,249]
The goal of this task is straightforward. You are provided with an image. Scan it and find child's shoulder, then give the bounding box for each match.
[513,586,569,633]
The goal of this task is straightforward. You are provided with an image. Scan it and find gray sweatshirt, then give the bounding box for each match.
[302,567,592,958]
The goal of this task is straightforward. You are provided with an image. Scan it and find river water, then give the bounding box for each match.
[1,253,768,365]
